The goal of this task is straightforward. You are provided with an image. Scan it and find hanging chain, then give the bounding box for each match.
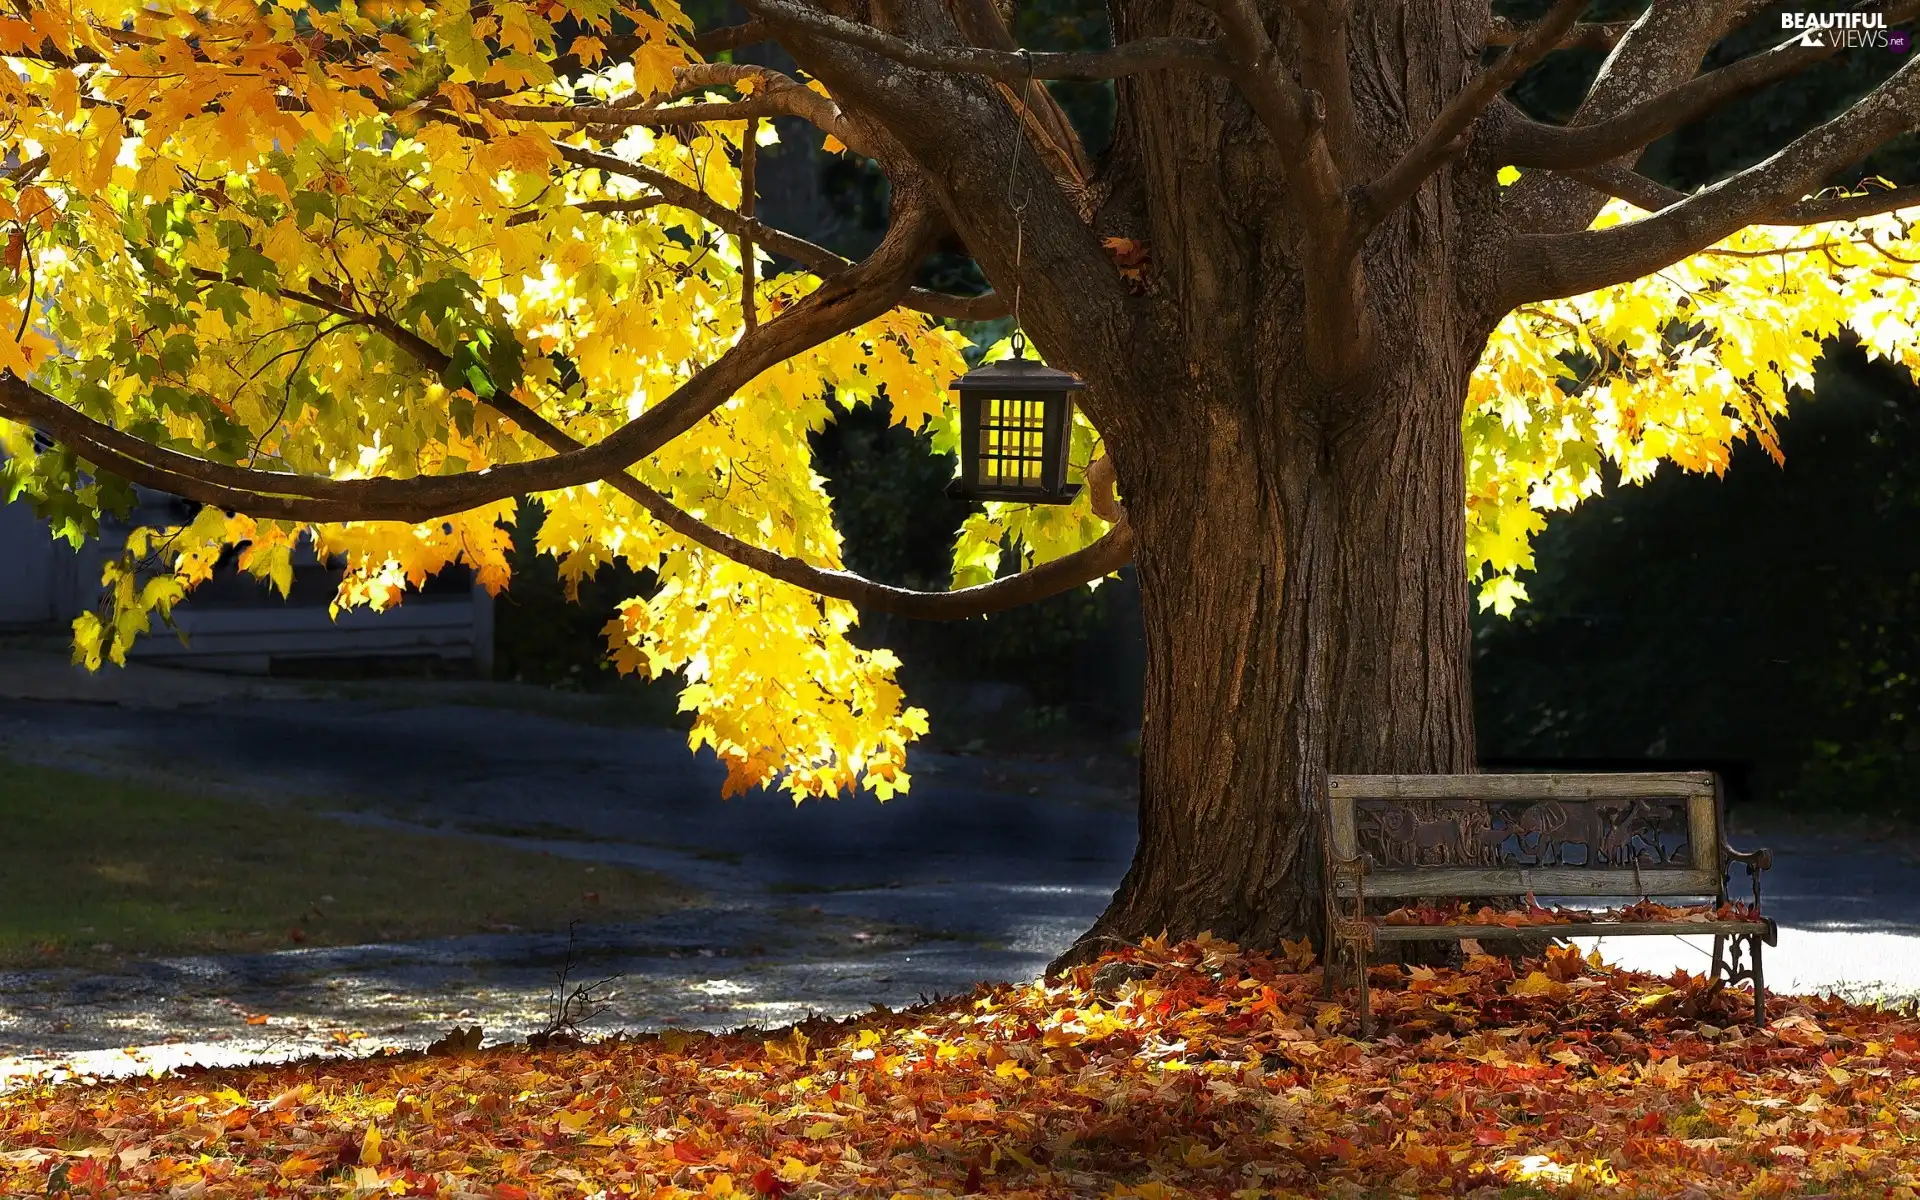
[1003,48,1034,359]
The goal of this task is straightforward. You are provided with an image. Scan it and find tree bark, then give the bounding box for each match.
[1038,2,1495,962]
[1064,348,1482,963]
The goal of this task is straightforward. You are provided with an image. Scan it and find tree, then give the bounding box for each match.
[1,0,1917,959]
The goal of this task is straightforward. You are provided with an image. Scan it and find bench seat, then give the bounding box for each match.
[1363,918,1775,941]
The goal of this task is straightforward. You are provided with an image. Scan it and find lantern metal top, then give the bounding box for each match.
[949,353,1087,397]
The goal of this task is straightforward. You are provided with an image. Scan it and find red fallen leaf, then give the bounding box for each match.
[493,1187,531,1200]
[1473,1125,1507,1146]
[671,1139,704,1164]
[963,1163,983,1193]
[751,1167,793,1197]
[288,928,307,943]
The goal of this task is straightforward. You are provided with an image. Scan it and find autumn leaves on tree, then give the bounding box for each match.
[0,1,1916,951]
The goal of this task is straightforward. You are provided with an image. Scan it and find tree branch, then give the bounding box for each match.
[693,20,773,58]
[486,62,854,144]
[739,0,1234,82]
[1486,16,1635,52]
[1357,0,1589,234]
[1492,0,1920,171]
[1562,164,1920,225]
[0,203,944,522]
[488,95,810,129]
[1187,0,1329,166]
[1287,0,1358,173]
[1183,0,1364,380]
[2,153,50,185]
[945,0,1092,182]
[41,226,1120,620]
[1501,56,1920,305]
[555,142,1003,319]
[1494,0,1760,241]
[295,257,1130,620]
[502,370,1132,618]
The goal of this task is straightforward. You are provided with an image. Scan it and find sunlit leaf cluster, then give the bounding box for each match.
[0,0,971,798]
[1467,192,1920,615]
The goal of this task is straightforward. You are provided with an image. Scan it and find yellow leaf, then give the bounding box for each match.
[1507,971,1570,999]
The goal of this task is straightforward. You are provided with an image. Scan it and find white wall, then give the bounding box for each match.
[0,497,80,628]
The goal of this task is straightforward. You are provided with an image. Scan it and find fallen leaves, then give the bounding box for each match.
[4,937,1920,1198]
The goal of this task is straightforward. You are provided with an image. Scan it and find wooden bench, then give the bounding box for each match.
[1322,772,1776,1037]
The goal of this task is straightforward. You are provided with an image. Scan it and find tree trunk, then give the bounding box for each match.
[1066,348,1480,962]
[783,0,1502,964]
[1039,1,1497,964]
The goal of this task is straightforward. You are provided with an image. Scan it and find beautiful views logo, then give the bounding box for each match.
[1780,11,1909,50]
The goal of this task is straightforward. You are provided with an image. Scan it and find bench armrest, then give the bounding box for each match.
[1724,844,1772,871]
[1723,842,1772,908]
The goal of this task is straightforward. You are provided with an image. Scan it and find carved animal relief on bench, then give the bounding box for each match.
[1353,798,1692,869]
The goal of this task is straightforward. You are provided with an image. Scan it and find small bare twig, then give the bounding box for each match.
[531,921,624,1047]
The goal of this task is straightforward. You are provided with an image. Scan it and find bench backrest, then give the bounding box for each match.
[1325,772,1724,900]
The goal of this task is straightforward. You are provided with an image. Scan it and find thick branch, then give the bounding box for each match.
[693,20,773,57]
[1358,0,1589,233]
[342,274,1132,619]
[489,95,809,128]
[1486,16,1635,51]
[2,153,50,184]
[1493,0,1920,171]
[946,0,1092,182]
[1184,0,1363,380]
[0,205,941,522]
[488,62,853,143]
[1286,1,1358,173]
[516,386,1132,617]
[1502,56,1920,304]
[1495,0,1759,241]
[103,239,1118,619]
[740,0,1233,82]
[1187,0,1328,166]
[1563,165,1920,225]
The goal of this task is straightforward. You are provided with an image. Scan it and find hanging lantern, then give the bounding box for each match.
[946,334,1085,504]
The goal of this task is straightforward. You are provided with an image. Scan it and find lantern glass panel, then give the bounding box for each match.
[980,396,1049,488]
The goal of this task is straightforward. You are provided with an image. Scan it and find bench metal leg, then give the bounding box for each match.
[1712,930,1768,1027]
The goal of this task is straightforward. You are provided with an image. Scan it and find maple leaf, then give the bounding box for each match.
[1508,971,1571,1000]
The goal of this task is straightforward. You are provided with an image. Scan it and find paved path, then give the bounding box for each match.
[2,681,1919,1085]
[0,690,1134,1083]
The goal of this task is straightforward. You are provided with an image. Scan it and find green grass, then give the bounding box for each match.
[0,759,693,968]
